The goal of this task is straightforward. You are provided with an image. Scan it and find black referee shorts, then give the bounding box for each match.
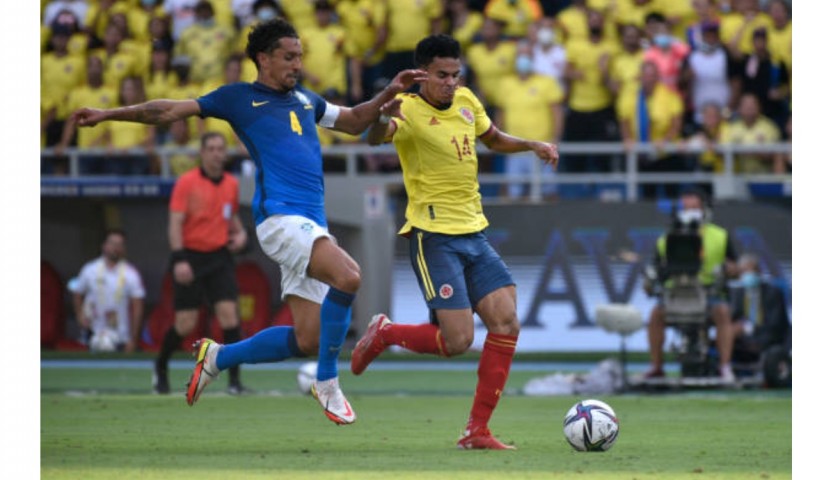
[173,248,238,311]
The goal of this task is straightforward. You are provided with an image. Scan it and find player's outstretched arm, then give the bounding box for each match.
[69,99,201,128]
[366,98,402,146]
[479,126,560,168]
[332,69,427,135]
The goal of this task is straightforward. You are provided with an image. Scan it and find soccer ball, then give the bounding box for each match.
[563,399,620,452]
[89,329,121,353]
[296,361,318,394]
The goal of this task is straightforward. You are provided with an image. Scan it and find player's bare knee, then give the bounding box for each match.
[295,333,319,356]
[443,332,473,355]
[332,270,361,294]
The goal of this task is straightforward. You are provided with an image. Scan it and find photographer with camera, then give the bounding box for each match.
[643,188,740,383]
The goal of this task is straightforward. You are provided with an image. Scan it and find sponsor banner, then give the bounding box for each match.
[41,178,175,198]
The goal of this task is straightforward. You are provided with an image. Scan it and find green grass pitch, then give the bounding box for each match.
[41,364,791,479]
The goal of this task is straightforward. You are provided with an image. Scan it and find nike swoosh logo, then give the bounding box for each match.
[342,400,353,417]
[252,100,269,107]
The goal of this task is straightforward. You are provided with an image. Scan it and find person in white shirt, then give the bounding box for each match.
[529,19,567,90]
[69,229,146,352]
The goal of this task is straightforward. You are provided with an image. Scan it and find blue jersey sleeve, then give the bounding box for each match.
[197,84,238,120]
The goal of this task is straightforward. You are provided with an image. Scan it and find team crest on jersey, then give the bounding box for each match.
[439,284,454,299]
[459,107,474,124]
[294,91,312,107]
[300,222,313,233]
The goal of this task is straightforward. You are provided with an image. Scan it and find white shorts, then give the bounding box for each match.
[256,214,333,303]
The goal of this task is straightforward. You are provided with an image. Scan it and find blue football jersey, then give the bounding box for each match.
[197,82,337,226]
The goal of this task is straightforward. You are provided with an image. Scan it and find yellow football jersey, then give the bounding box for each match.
[389,88,492,235]
[299,24,348,95]
[496,74,563,142]
[384,0,443,53]
[41,53,86,119]
[337,0,387,64]
[565,38,618,112]
[616,83,683,142]
[465,40,517,107]
[66,85,118,147]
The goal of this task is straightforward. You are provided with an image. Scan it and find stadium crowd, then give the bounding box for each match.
[40,0,792,186]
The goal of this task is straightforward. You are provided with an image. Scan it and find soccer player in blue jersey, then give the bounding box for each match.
[69,18,426,425]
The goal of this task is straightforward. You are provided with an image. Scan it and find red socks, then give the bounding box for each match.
[467,333,518,431]
[383,323,449,356]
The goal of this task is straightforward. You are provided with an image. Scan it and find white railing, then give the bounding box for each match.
[40,142,792,202]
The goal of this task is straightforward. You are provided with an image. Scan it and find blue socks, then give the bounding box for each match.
[215,326,302,371]
[317,288,355,381]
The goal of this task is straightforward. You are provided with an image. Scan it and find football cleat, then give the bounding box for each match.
[350,314,392,375]
[310,377,356,425]
[185,338,221,406]
[457,427,517,450]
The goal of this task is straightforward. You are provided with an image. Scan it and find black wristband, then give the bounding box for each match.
[171,250,188,264]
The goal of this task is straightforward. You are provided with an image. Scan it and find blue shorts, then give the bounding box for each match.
[407,228,514,322]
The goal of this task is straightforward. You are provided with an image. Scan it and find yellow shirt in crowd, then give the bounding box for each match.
[465,40,517,108]
[719,11,773,56]
[41,53,86,119]
[484,0,543,38]
[496,74,564,142]
[65,85,118,147]
[175,23,235,83]
[616,83,684,142]
[720,116,781,174]
[300,24,349,96]
[609,49,644,101]
[384,0,443,53]
[565,38,618,112]
[337,0,387,65]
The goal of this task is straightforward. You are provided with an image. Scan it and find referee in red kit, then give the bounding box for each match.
[153,131,249,395]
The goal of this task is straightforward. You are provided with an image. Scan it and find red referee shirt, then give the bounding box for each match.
[169,167,239,252]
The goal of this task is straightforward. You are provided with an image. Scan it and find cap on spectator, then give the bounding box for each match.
[700,21,719,33]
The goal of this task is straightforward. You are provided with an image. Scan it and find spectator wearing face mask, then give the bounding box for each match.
[681,21,738,127]
[529,18,567,89]
[730,253,791,367]
[175,1,235,83]
[643,12,690,92]
[236,0,284,55]
[496,44,564,200]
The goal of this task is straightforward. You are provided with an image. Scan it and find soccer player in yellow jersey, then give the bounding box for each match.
[353,34,558,450]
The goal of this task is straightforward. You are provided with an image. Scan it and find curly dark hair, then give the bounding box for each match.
[414,34,461,68]
[246,18,298,70]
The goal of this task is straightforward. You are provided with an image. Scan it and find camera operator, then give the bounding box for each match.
[643,188,740,383]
